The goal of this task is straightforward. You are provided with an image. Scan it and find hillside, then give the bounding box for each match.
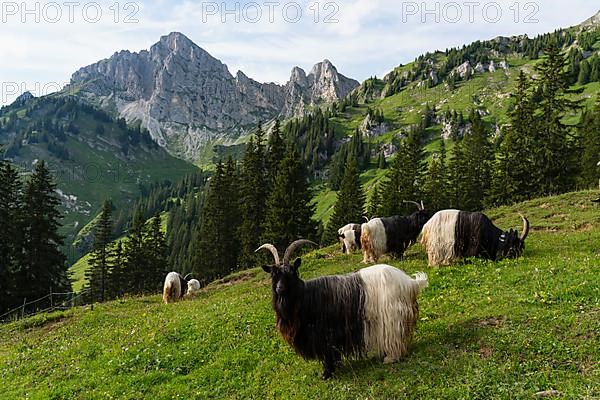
[1,191,598,399]
[0,96,198,261]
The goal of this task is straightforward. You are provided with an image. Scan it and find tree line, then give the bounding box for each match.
[0,159,70,315]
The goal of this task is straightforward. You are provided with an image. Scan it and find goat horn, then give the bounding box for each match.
[518,214,530,242]
[255,244,280,266]
[363,216,370,223]
[283,240,318,265]
[420,200,425,211]
[183,273,192,281]
[403,200,422,211]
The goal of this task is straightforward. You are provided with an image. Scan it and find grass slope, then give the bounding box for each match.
[1,191,599,399]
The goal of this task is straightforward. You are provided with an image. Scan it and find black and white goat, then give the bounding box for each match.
[337,223,362,254]
[162,272,192,303]
[257,240,429,379]
[420,210,530,266]
[360,201,432,264]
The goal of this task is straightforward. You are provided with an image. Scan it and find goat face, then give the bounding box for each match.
[497,229,525,259]
[263,259,304,315]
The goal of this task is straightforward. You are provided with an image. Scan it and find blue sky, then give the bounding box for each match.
[1,0,598,104]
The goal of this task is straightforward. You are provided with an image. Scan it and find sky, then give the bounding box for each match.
[1,0,598,104]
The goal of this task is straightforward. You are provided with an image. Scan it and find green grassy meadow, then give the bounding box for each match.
[1,191,599,399]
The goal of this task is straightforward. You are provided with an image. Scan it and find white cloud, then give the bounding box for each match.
[0,0,598,104]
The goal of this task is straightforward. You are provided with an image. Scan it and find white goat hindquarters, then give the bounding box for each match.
[184,279,201,298]
[358,265,428,363]
[361,219,386,263]
[162,272,182,304]
[420,210,460,266]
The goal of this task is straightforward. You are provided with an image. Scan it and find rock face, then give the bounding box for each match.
[69,33,359,161]
[580,10,600,28]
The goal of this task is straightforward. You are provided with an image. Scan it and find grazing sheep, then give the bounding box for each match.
[257,240,429,379]
[420,210,530,266]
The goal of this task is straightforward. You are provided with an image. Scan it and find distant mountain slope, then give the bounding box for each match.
[0,95,197,260]
[68,32,359,161]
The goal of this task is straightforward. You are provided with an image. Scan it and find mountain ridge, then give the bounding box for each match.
[68,32,359,161]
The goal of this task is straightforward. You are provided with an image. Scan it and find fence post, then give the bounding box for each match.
[50,288,53,311]
[21,298,26,319]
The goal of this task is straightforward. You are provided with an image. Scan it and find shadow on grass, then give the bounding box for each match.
[333,317,504,382]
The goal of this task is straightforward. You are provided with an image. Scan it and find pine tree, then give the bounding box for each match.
[0,160,22,312]
[578,60,591,85]
[532,42,579,194]
[367,182,384,218]
[488,71,536,206]
[85,200,114,302]
[579,95,600,189]
[381,127,426,216]
[267,119,286,189]
[423,138,449,211]
[194,159,241,281]
[144,214,169,293]
[21,161,70,304]
[262,145,317,250]
[108,241,125,298]
[323,157,366,245]
[459,110,493,210]
[123,209,147,295]
[238,134,268,267]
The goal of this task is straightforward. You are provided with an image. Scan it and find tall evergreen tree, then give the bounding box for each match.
[144,214,169,293]
[323,157,366,245]
[267,119,286,188]
[85,200,114,302]
[21,161,70,303]
[238,134,268,267]
[423,139,450,211]
[0,159,22,312]
[108,241,125,298]
[459,111,493,210]
[366,181,384,218]
[194,159,241,281]
[488,71,536,206]
[532,42,579,194]
[123,209,147,295]
[381,127,426,216]
[262,145,317,250]
[579,95,600,189]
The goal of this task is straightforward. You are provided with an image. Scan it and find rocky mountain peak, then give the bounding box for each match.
[580,10,600,27]
[68,34,359,161]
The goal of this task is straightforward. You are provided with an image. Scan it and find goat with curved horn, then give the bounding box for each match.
[403,200,423,211]
[420,210,531,266]
[255,244,281,266]
[261,239,429,379]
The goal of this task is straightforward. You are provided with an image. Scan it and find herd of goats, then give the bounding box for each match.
[162,202,530,379]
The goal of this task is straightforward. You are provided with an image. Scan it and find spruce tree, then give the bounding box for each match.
[367,181,384,218]
[144,214,169,293]
[262,145,317,250]
[108,241,125,298]
[194,159,241,281]
[323,157,366,245]
[123,209,147,295]
[21,161,70,304]
[381,127,426,216]
[238,135,268,267]
[459,110,493,210]
[532,42,579,194]
[579,95,600,189]
[267,119,286,189]
[85,200,114,302]
[0,160,22,312]
[488,71,536,206]
[423,138,449,211]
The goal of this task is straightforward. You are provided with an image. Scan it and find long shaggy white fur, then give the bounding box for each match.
[341,229,358,254]
[358,265,428,363]
[360,219,386,263]
[420,210,460,266]
[162,272,182,304]
[184,279,201,299]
